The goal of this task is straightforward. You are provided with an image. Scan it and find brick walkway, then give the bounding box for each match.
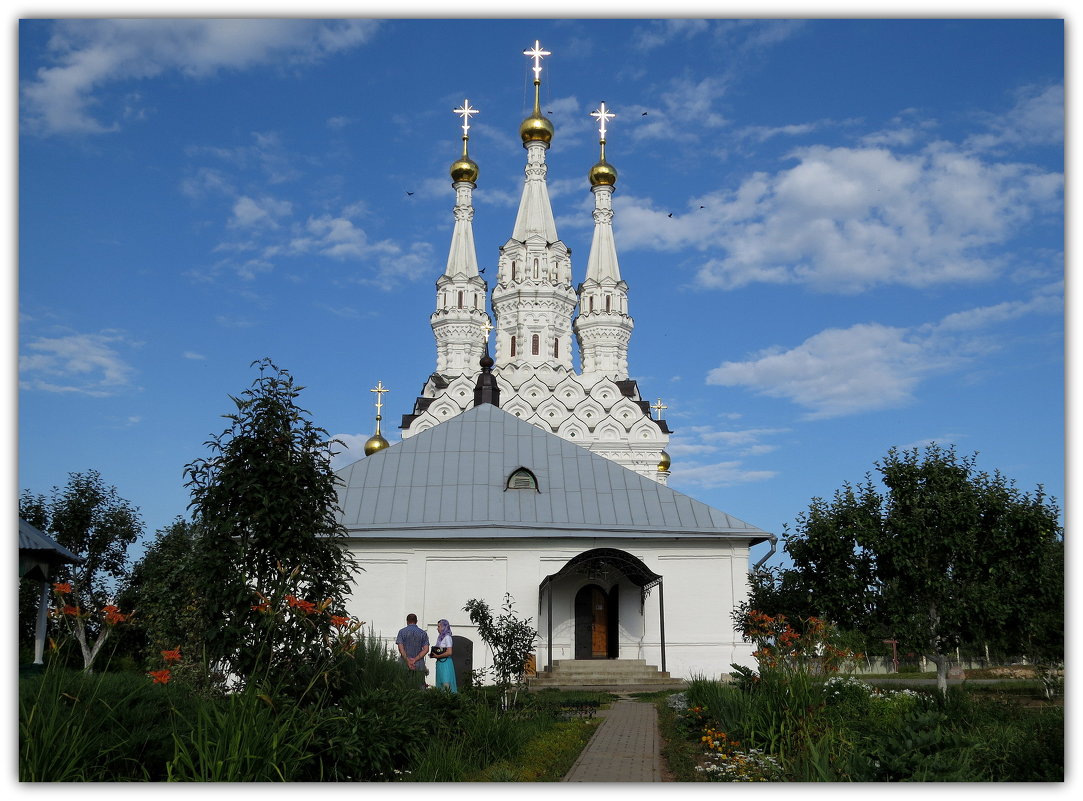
[562,699,665,782]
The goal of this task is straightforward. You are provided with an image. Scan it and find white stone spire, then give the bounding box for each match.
[575,102,634,379]
[491,42,576,376]
[431,101,491,375]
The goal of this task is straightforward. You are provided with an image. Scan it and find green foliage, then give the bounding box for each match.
[669,676,1062,782]
[116,518,206,672]
[19,472,143,670]
[183,358,359,688]
[750,444,1063,692]
[463,592,538,702]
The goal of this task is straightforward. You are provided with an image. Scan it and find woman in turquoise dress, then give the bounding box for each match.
[430,619,457,693]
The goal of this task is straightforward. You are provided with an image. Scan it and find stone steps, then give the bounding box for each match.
[528,658,684,689]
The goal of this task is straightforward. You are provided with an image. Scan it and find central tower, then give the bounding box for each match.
[491,41,577,380]
[399,41,671,483]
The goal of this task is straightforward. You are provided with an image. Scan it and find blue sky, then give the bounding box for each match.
[14,11,1065,569]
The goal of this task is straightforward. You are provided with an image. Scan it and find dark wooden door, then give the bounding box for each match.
[590,586,608,658]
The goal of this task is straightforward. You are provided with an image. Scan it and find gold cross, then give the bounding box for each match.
[591,101,615,140]
[453,99,479,137]
[524,40,551,81]
[651,398,667,419]
[370,380,389,416]
[482,319,494,338]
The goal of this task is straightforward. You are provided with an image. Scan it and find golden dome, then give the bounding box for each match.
[589,158,617,187]
[364,432,389,456]
[450,155,479,184]
[520,112,554,144]
[657,450,671,472]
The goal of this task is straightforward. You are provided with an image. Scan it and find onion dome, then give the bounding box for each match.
[520,80,554,145]
[589,154,617,187]
[657,450,671,472]
[364,431,389,456]
[450,136,479,184]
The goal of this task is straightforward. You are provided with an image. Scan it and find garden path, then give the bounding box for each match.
[561,698,667,782]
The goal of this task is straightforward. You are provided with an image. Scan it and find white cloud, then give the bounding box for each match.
[182,351,205,360]
[20,331,138,396]
[662,424,784,488]
[632,20,711,51]
[967,83,1063,152]
[23,19,381,135]
[616,143,1061,293]
[229,195,293,229]
[706,285,1062,418]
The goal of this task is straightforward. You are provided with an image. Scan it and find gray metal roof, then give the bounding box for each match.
[18,518,82,563]
[335,403,770,541]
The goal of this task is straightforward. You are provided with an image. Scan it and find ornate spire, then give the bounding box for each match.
[364,380,390,455]
[575,101,633,378]
[431,101,490,375]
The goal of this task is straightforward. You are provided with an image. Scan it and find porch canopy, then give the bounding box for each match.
[539,547,667,673]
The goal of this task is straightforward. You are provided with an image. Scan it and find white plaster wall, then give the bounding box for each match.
[342,536,758,682]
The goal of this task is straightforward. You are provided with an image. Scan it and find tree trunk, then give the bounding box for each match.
[928,651,948,696]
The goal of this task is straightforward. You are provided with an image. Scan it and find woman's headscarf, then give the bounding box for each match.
[438,619,453,639]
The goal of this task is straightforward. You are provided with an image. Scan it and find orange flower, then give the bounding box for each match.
[149,669,171,684]
[62,604,83,617]
[52,582,72,594]
[102,605,129,625]
[285,595,316,614]
[251,601,271,613]
[161,648,181,664]
[330,615,351,628]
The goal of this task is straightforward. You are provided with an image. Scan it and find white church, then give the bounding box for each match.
[336,42,773,684]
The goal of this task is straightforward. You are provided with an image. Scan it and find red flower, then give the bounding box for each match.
[161,648,181,664]
[251,601,271,613]
[330,615,351,628]
[149,669,171,684]
[52,582,72,594]
[62,605,83,617]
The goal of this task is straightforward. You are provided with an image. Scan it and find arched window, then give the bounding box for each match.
[589,296,594,313]
[457,291,464,308]
[511,261,517,280]
[474,294,479,309]
[533,258,539,279]
[510,335,517,357]
[605,295,611,312]
[531,334,540,355]
[506,467,539,492]
[553,338,559,358]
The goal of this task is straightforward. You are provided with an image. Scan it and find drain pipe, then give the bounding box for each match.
[752,534,779,574]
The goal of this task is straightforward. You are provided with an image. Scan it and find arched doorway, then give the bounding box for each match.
[540,548,664,671]
[573,584,620,659]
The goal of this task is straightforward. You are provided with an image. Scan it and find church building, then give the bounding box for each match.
[336,42,773,683]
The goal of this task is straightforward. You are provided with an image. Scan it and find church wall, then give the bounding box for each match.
[342,535,758,682]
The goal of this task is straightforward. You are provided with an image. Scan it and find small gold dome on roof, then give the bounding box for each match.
[364,432,389,456]
[589,158,617,187]
[657,450,671,472]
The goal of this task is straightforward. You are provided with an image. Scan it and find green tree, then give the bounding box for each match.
[751,445,1062,694]
[463,593,538,709]
[116,518,205,674]
[18,472,143,670]
[184,358,358,689]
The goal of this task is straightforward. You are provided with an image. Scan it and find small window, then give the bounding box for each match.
[506,467,539,491]
[605,295,611,312]
[457,291,464,308]
[553,338,559,358]
[512,261,518,280]
[510,335,517,357]
[531,334,540,355]
[533,258,539,279]
[589,296,594,313]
